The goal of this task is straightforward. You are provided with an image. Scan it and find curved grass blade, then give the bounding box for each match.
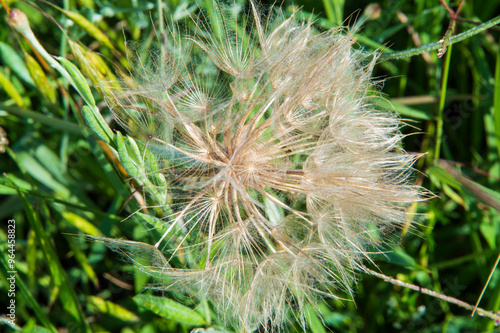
[133,294,206,326]
[0,241,57,332]
[5,176,90,332]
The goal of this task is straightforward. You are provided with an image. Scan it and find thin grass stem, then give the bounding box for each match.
[379,15,500,60]
[364,266,500,323]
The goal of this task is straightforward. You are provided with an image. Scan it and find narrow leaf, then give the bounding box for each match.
[62,211,103,237]
[133,294,206,326]
[24,53,56,103]
[58,57,96,107]
[87,295,139,322]
[374,97,433,120]
[116,132,140,176]
[5,177,88,331]
[0,42,35,86]
[60,9,115,49]
[0,71,24,107]
[82,106,114,144]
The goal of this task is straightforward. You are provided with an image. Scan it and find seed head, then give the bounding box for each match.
[100,2,425,331]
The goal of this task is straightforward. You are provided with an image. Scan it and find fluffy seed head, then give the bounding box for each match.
[100,2,424,331]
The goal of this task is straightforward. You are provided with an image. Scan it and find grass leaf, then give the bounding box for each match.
[133,294,206,326]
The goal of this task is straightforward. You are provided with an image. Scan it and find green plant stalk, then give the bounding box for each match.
[322,0,336,24]
[204,0,222,39]
[435,44,452,164]
[157,0,164,36]
[494,35,500,157]
[380,15,500,60]
[1,104,83,134]
[16,25,78,97]
[364,266,500,323]
[473,252,500,316]
[484,263,500,331]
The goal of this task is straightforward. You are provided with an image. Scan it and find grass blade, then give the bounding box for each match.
[133,294,206,326]
[6,176,90,332]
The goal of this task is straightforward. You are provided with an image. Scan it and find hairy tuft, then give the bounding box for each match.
[97,2,426,331]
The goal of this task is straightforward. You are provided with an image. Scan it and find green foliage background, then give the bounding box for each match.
[1,0,500,332]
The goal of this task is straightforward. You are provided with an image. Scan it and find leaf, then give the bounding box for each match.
[62,211,103,237]
[0,71,24,107]
[27,229,37,289]
[88,140,138,210]
[435,162,500,212]
[116,132,140,176]
[24,53,56,103]
[33,145,70,186]
[305,305,326,333]
[264,196,284,226]
[33,327,53,333]
[0,252,56,332]
[15,151,70,197]
[126,135,144,168]
[5,176,88,331]
[60,9,115,50]
[427,165,463,190]
[479,221,497,249]
[58,57,96,107]
[380,247,421,269]
[1,104,83,135]
[136,212,170,235]
[494,38,500,157]
[0,174,32,194]
[0,42,35,86]
[374,97,434,120]
[82,106,114,144]
[322,0,344,25]
[87,296,139,322]
[133,294,206,326]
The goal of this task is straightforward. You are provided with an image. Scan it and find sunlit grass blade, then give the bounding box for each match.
[322,0,344,25]
[434,44,452,163]
[0,232,57,332]
[472,252,500,316]
[0,71,24,107]
[0,41,35,86]
[24,52,56,103]
[494,35,500,157]
[133,294,206,326]
[1,104,83,135]
[6,176,90,332]
[87,295,139,322]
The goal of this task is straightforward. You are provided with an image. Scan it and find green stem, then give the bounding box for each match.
[364,266,500,323]
[473,252,500,316]
[379,15,500,60]
[434,44,452,163]
[19,24,78,90]
[157,0,164,36]
[1,104,83,134]
[493,34,500,157]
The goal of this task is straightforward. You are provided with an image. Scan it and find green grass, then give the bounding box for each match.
[1,0,500,332]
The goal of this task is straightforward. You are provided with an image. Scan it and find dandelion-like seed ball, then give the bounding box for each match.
[100,2,424,331]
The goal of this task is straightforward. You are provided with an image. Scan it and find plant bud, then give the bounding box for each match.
[8,9,30,34]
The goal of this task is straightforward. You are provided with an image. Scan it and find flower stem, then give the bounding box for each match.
[379,15,500,61]
[434,44,452,163]
[472,252,500,316]
[363,266,500,324]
